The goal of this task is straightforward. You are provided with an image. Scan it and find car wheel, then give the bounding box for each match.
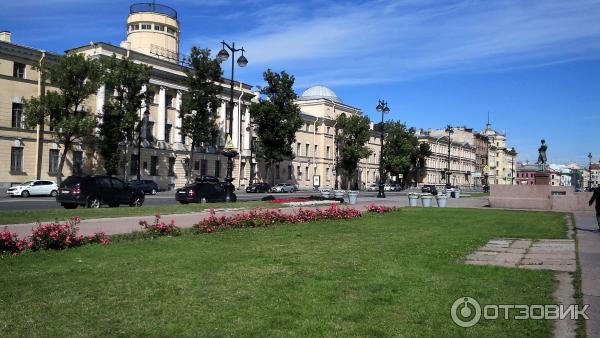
[50,190,58,197]
[151,188,157,195]
[62,203,78,209]
[87,196,101,208]
[129,196,144,207]
[21,190,30,198]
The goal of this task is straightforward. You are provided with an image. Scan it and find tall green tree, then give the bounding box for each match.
[24,53,103,184]
[381,121,431,187]
[180,47,223,182]
[336,114,372,189]
[99,55,152,176]
[250,69,303,185]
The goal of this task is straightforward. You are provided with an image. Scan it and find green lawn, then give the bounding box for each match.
[0,208,566,337]
[0,200,268,224]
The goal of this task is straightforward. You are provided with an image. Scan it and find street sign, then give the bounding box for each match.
[313,175,320,187]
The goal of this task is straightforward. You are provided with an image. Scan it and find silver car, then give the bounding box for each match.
[6,180,59,197]
[272,183,296,193]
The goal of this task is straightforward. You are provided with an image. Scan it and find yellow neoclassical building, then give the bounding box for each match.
[0,3,384,191]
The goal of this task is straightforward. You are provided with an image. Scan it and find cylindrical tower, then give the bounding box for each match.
[126,3,180,62]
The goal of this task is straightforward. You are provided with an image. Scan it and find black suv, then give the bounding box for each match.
[176,181,234,204]
[246,183,271,193]
[421,184,438,195]
[56,176,145,209]
[128,179,159,195]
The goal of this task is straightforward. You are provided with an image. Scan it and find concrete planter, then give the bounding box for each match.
[347,191,359,205]
[421,193,433,207]
[408,193,420,207]
[334,190,345,200]
[436,194,448,208]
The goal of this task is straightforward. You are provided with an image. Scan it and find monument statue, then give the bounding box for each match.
[537,139,547,171]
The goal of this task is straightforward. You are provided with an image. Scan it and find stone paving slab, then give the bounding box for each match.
[464,238,576,272]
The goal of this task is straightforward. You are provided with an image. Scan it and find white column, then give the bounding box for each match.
[220,101,227,147]
[174,90,183,148]
[243,105,251,152]
[157,86,166,147]
[95,84,105,132]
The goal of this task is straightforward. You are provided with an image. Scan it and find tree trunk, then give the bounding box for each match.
[188,141,195,184]
[270,160,275,186]
[56,141,71,186]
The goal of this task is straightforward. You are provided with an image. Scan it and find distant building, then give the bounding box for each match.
[591,163,600,188]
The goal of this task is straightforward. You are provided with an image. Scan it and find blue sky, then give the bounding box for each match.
[1,0,599,164]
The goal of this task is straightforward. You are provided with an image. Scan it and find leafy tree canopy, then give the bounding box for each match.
[336,114,372,187]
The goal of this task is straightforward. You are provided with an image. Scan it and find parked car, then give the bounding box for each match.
[195,175,220,183]
[128,179,159,195]
[384,184,393,191]
[272,183,296,193]
[175,181,233,204]
[367,184,379,192]
[6,180,59,197]
[56,176,145,209]
[392,184,402,191]
[421,184,438,195]
[246,183,271,193]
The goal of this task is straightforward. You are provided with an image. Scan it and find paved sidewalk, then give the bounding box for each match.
[575,212,600,338]
[3,197,489,238]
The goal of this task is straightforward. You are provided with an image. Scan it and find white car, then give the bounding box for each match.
[6,180,59,198]
[272,183,296,193]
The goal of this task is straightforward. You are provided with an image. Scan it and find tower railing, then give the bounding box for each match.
[130,3,177,19]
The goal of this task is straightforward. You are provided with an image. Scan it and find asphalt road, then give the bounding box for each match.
[0,190,408,211]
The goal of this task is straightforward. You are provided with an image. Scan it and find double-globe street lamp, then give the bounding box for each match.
[445,125,454,188]
[376,100,390,198]
[217,41,248,202]
[589,152,593,191]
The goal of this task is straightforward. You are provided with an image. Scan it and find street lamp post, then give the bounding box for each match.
[217,41,248,202]
[589,152,593,191]
[445,125,454,188]
[510,147,517,185]
[376,100,390,198]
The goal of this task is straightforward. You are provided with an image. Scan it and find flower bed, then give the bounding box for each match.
[194,203,362,234]
[366,203,398,214]
[1,216,110,256]
[139,213,180,238]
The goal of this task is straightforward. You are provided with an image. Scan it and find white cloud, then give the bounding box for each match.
[189,0,600,87]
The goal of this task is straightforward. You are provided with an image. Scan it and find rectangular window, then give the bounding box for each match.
[327,126,331,134]
[154,24,164,31]
[49,149,59,174]
[11,103,24,129]
[130,24,139,31]
[214,160,221,178]
[130,154,139,176]
[145,121,154,141]
[167,27,176,35]
[165,94,173,108]
[194,161,200,171]
[288,165,292,179]
[168,157,175,176]
[73,151,83,175]
[200,159,207,176]
[305,144,310,157]
[10,147,23,173]
[141,24,152,30]
[314,145,318,158]
[296,142,301,156]
[305,166,309,180]
[150,156,158,176]
[297,165,301,178]
[326,146,331,159]
[165,124,172,143]
[13,62,25,79]
[326,167,330,180]
[275,164,280,179]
